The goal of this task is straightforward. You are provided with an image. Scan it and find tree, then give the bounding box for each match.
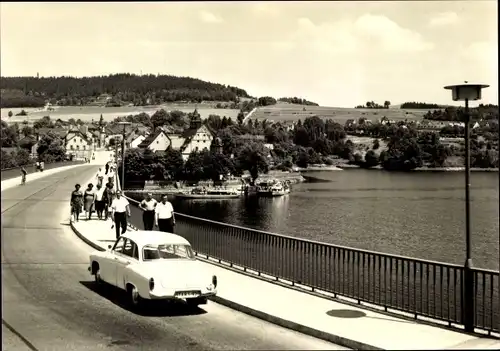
[237,111,245,125]
[36,133,66,162]
[235,142,269,185]
[161,147,184,180]
[21,126,33,137]
[1,74,250,108]
[183,151,207,181]
[384,101,391,109]
[151,109,169,131]
[33,116,54,129]
[203,152,235,182]
[364,150,379,168]
[0,121,19,147]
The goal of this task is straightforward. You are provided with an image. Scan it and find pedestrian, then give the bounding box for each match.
[94,184,106,220]
[140,192,157,230]
[103,182,115,220]
[105,162,109,175]
[70,184,84,222]
[108,167,115,185]
[96,168,104,187]
[83,183,96,220]
[155,194,175,233]
[111,191,130,239]
[20,166,27,185]
[35,161,40,172]
[40,161,45,172]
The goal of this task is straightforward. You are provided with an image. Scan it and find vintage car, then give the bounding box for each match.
[88,231,218,309]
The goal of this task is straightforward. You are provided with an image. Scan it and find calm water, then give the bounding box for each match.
[166,170,499,270]
[1,105,240,122]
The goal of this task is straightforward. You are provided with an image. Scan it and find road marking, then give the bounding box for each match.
[2,319,39,351]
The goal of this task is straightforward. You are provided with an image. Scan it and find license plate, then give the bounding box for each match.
[175,290,201,298]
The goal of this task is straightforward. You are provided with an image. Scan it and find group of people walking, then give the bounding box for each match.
[70,180,116,222]
[70,161,175,239]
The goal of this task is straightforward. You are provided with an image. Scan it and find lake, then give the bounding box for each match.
[1,105,240,123]
[152,169,499,270]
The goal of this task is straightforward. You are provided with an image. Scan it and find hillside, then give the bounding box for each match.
[0,74,251,108]
[250,103,431,123]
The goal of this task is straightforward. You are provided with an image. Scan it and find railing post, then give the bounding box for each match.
[462,263,475,332]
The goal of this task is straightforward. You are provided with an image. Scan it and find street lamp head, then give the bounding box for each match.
[443,83,489,101]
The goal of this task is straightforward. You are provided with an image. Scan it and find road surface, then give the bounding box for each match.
[1,160,84,181]
[1,165,347,351]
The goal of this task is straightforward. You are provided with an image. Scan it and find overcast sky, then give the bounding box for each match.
[0,1,497,107]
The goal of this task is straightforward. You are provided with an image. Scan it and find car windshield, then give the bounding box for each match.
[142,244,196,261]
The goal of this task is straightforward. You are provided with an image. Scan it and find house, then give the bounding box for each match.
[177,115,214,160]
[137,130,170,152]
[104,123,147,147]
[130,134,147,148]
[65,130,92,160]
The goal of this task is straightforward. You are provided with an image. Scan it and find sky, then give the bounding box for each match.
[0,1,497,107]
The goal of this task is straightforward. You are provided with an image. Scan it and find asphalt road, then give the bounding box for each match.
[1,161,84,181]
[1,165,347,351]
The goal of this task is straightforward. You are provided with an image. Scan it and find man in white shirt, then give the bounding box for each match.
[139,193,157,231]
[94,184,106,220]
[111,191,131,239]
[96,168,104,187]
[155,194,175,233]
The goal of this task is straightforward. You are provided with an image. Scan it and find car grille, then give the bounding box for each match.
[174,290,201,298]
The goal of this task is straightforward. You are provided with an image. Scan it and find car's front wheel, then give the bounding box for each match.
[127,284,143,310]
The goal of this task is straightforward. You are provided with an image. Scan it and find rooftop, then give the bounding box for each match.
[121,230,190,247]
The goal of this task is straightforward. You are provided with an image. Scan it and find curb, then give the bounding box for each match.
[70,220,106,252]
[210,295,382,351]
[69,219,378,350]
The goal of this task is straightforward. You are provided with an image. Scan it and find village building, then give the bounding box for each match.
[136,111,215,160]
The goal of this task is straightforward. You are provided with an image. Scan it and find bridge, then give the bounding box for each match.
[2,154,499,350]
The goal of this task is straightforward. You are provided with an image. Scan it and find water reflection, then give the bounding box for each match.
[127,169,499,270]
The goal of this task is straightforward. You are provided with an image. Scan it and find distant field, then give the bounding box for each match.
[251,103,432,123]
[1,103,240,123]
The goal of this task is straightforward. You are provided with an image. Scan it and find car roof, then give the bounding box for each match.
[121,231,191,247]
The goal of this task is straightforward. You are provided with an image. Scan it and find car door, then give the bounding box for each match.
[115,239,139,290]
[102,237,126,286]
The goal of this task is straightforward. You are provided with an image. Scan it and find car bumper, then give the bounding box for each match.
[148,290,217,300]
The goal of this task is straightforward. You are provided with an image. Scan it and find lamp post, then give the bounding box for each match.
[443,82,489,333]
[116,122,131,190]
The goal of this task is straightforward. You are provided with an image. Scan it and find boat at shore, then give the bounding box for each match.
[174,187,241,199]
[252,179,291,197]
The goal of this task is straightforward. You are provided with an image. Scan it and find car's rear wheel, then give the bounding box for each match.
[127,284,143,310]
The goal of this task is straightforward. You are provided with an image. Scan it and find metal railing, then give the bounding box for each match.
[124,192,498,335]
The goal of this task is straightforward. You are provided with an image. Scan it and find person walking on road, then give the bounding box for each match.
[94,184,106,220]
[103,182,115,220]
[155,194,175,233]
[40,161,44,172]
[70,184,84,222]
[96,168,105,187]
[35,161,40,172]
[83,183,96,220]
[111,191,130,239]
[139,193,157,230]
[20,166,27,185]
[105,162,109,175]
